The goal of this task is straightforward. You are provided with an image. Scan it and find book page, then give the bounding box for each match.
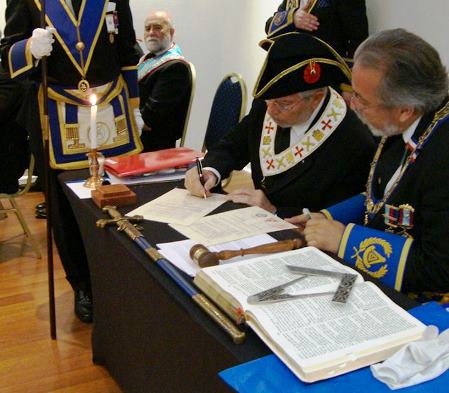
[170,206,296,245]
[196,247,426,382]
[198,247,363,300]
[127,187,227,225]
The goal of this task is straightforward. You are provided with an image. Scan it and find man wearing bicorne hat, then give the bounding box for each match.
[185,32,375,218]
[288,29,449,299]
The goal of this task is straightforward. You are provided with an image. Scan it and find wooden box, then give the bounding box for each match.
[92,184,136,208]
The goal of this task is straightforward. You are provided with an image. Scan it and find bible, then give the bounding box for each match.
[193,247,426,382]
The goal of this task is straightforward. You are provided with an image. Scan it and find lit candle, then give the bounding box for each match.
[90,94,97,149]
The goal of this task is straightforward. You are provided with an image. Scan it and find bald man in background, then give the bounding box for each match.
[137,11,192,151]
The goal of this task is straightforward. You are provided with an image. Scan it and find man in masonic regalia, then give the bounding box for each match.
[185,32,375,218]
[0,0,142,322]
[288,29,449,300]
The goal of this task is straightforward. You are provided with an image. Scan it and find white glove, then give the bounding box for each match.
[134,108,144,136]
[371,326,449,389]
[30,27,56,60]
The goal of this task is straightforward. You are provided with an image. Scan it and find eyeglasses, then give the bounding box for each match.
[350,91,386,112]
[265,93,312,112]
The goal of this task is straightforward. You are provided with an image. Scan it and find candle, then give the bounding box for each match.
[90,94,97,149]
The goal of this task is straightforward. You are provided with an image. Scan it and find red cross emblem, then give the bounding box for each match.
[265,122,274,134]
[321,119,332,130]
[266,159,275,169]
[294,147,303,157]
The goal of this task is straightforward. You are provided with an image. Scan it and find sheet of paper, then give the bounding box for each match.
[127,187,227,225]
[170,206,296,246]
[157,234,276,277]
[106,170,185,185]
[65,180,93,199]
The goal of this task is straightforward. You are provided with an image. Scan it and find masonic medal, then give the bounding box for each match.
[78,79,90,93]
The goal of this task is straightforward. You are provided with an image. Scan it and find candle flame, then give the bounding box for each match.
[90,94,97,106]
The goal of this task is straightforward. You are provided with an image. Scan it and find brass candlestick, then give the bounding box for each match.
[84,149,104,189]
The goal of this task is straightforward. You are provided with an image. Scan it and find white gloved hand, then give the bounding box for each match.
[133,108,144,136]
[30,27,56,59]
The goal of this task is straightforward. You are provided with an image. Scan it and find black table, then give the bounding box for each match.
[59,171,416,393]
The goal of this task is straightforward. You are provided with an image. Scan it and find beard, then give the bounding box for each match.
[354,109,402,137]
[145,35,171,53]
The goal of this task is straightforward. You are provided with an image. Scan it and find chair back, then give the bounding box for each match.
[202,73,247,152]
[0,154,42,259]
[179,61,196,147]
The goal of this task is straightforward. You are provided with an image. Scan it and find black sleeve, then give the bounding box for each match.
[116,0,140,67]
[403,138,449,293]
[0,0,34,65]
[335,0,368,58]
[140,61,191,140]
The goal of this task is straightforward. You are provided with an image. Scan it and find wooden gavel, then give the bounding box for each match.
[189,238,304,268]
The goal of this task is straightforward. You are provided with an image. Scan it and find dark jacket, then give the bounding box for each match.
[369,104,449,292]
[266,0,368,59]
[203,90,376,216]
[0,68,29,193]
[139,59,192,151]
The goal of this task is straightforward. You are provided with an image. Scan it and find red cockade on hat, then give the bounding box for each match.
[303,61,321,84]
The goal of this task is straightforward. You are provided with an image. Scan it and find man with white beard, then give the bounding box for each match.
[137,11,192,151]
[287,29,449,300]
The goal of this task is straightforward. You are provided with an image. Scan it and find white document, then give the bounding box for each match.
[170,205,296,245]
[65,180,93,199]
[127,187,227,225]
[157,233,276,277]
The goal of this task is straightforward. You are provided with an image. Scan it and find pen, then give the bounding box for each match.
[302,207,312,220]
[195,157,207,199]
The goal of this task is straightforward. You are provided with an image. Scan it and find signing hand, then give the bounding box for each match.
[293,9,319,31]
[184,166,217,198]
[225,188,276,213]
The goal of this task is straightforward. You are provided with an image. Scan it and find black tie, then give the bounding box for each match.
[71,0,81,17]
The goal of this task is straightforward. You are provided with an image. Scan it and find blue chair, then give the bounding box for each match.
[202,73,247,152]
[179,61,196,147]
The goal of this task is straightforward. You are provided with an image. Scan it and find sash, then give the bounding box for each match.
[137,43,184,81]
[259,87,346,177]
[38,75,142,170]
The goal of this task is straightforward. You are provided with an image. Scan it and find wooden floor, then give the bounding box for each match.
[0,191,121,393]
[0,171,253,393]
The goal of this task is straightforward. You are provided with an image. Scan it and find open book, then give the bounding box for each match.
[194,247,426,383]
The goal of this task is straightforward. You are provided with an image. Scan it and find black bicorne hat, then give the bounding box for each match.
[253,32,351,100]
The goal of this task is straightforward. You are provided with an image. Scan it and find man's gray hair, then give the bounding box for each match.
[354,28,448,112]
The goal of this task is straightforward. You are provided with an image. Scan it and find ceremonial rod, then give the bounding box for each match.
[40,0,57,340]
[97,206,246,344]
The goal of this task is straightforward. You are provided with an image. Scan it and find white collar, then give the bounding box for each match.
[290,92,326,146]
[401,116,422,145]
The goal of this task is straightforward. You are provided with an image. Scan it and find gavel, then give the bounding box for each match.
[190,238,304,268]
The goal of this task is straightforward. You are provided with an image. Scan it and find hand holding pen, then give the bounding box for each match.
[195,157,207,199]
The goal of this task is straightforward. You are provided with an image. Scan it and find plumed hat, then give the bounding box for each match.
[253,32,351,99]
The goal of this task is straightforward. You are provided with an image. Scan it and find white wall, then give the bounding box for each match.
[2,1,448,149]
[366,0,449,69]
